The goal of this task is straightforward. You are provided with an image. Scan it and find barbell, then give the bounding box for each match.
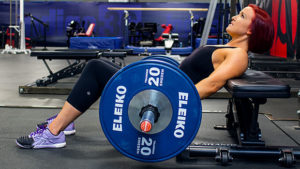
[99,55,202,162]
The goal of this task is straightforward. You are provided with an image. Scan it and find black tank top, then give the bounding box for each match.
[179,45,235,84]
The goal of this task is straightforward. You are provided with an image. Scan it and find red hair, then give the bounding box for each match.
[248,4,274,53]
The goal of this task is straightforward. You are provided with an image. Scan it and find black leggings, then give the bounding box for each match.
[67,59,121,112]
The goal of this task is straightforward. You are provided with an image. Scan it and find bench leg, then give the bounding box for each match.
[228,98,266,146]
[36,60,86,86]
[224,99,236,136]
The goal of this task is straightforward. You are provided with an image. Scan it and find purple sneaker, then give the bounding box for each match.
[37,115,76,135]
[16,127,66,149]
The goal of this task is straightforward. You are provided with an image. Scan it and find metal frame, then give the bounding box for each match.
[2,0,30,54]
[200,0,218,46]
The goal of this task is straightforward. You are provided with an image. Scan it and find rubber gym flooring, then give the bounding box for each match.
[0,48,299,169]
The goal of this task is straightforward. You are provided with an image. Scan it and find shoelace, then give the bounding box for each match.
[29,127,46,138]
[45,116,56,126]
[36,116,55,129]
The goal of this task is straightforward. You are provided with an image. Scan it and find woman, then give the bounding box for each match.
[16,4,274,149]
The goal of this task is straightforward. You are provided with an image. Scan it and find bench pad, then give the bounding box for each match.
[31,50,101,60]
[226,69,290,98]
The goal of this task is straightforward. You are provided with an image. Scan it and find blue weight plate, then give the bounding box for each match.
[142,55,180,67]
[99,60,202,162]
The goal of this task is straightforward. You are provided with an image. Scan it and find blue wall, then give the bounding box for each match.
[0,2,222,46]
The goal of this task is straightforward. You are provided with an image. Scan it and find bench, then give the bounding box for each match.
[248,54,300,79]
[177,69,299,167]
[225,69,290,145]
[30,49,133,86]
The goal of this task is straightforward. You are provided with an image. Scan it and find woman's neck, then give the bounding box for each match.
[226,35,249,52]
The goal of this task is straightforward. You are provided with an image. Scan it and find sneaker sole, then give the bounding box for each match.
[16,140,66,149]
[63,130,76,135]
[33,142,66,149]
[16,140,33,149]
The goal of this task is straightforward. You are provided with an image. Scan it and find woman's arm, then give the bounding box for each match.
[195,48,248,99]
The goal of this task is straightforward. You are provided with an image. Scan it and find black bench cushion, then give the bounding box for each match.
[31,50,101,60]
[30,49,133,60]
[225,69,290,98]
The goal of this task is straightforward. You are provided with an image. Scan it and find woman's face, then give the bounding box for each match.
[226,6,255,37]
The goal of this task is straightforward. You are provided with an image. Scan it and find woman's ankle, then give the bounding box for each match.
[48,123,61,136]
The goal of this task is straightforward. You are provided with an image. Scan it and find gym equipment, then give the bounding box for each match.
[155,24,173,42]
[1,0,30,54]
[224,70,290,145]
[108,6,211,55]
[125,46,194,56]
[4,26,18,48]
[66,20,85,47]
[138,23,157,47]
[217,0,231,45]
[142,55,180,67]
[70,37,123,50]
[107,7,208,11]
[25,13,49,50]
[162,33,179,55]
[249,54,300,79]
[200,0,218,47]
[177,69,300,167]
[99,56,202,162]
[128,22,137,46]
[76,23,95,37]
[20,49,133,89]
[192,17,206,39]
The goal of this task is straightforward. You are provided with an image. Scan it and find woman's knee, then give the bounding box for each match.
[83,59,120,77]
[85,59,103,69]
[84,59,109,73]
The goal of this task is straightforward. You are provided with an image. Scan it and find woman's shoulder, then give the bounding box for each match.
[225,47,248,60]
[204,45,243,51]
[227,46,247,54]
[203,45,248,57]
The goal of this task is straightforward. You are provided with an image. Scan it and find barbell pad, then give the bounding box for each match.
[142,55,180,67]
[99,60,202,162]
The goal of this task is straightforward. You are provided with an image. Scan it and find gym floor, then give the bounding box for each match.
[0,48,299,169]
